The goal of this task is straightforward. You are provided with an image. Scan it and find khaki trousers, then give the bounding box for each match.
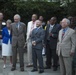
[59,53,73,75]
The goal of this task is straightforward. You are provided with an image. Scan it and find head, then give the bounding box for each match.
[61,18,70,29]
[32,14,37,22]
[14,14,21,23]
[6,19,12,28]
[0,12,3,21]
[36,20,42,27]
[39,16,44,21]
[47,20,50,25]
[50,17,57,25]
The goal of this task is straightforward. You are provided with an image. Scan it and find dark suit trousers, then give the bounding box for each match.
[46,41,58,68]
[12,45,24,68]
[32,48,44,70]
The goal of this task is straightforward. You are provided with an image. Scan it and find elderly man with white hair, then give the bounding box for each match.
[11,14,26,71]
[57,18,76,75]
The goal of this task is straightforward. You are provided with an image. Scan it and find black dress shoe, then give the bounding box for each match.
[39,70,44,73]
[53,67,57,71]
[20,68,24,72]
[26,65,33,67]
[31,69,38,72]
[11,67,16,71]
[44,66,51,69]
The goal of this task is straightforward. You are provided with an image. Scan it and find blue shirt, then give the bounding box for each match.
[62,27,69,33]
[16,22,20,29]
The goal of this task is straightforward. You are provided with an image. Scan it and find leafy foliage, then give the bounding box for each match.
[0,0,76,24]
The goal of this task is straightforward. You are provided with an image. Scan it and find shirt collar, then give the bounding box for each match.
[50,24,55,27]
[63,27,69,32]
[16,22,20,25]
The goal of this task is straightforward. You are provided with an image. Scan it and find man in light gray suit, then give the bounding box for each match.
[31,20,45,74]
[11,14,26,71]
[57,18,76,75]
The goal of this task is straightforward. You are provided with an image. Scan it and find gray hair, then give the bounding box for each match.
[6,19,12,24]
[62,18,70,25]
[14,14,21,19]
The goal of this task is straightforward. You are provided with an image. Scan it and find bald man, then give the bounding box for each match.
[11,14,26,71]
[45,17,61,71]
[31,20,45,73]
[26,14,37,67]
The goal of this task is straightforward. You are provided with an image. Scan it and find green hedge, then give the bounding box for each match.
[68,2,76,17]
[0,1,76,24]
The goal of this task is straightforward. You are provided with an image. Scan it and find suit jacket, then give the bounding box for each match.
[11,22,26,47]
[2,27,12,44]
[45,24,61,49]
[57,28,76,57]
[31,27,45,50]
[26,21,37,41]
[0,20,6,39]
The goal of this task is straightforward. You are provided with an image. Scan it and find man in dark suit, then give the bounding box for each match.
[45,17,61,71]
[31,20,45,74]
[0,12,6,58]
[11,14,26,71]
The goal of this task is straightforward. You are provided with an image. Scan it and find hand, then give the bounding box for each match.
[32,41,36,46]
[23,42,27,48]
[70,51,74,57]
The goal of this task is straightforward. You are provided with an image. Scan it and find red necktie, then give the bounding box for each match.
[62,31,65,40]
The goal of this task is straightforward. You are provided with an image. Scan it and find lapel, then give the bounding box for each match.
[59,29,63,42]
[34,27,41,35]
[19,22,22,30]
[5,27,10,36]
[14,23,18,32]
[14,22,21,33]
[51,24,57,32]
[48,24,56,33]
[59,28,70,42]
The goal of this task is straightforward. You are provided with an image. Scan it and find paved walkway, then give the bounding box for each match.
[0,53,61,75]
